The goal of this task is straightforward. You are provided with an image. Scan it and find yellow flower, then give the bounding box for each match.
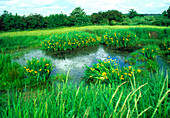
[47,70,49,73]
[46,64,49,66]
[34,71,37,74]
[137,69,141,73]
[102,72,107,76]
[168,48,170,50]
[26,69,29,72]
[128,73,132,77]
[123,73,127,75]
[152,50,154,52]
[24,67,26,69]
[114,33,116,37]
[90,67,95,71]
[39,69,42,71]
[120,75,124,80]
[128,66,131,70]
[142,48,145,50]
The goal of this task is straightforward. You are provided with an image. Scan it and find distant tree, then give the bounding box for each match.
[162,6,170,19]
[167,6,170,19]
[128,9,138,18]
[91,10,123,24]
[70,7,91,25]
[46,14,68,28]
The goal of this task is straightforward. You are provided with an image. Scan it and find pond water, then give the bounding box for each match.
[14,45,169,85]
[14,45,130,84]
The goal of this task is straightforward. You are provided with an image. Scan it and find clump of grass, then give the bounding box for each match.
[42,31,101,51]
[24,58,53,84]
[141,45,160,60]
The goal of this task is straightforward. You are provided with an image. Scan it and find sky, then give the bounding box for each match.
[0,0,169,16]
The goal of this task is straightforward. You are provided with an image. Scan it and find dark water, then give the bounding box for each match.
[14,45,169,85]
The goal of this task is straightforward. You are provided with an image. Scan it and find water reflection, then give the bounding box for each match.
[14,45,169,85]
[15,45,129,84]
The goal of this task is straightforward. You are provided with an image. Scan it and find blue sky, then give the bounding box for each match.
[0,0,169,16]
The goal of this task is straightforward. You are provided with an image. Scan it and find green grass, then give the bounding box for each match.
[0,69,169,117]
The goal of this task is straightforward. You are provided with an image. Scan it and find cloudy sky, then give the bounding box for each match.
[0,0,169,16]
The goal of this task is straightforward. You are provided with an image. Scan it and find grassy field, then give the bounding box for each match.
[0,25,169,117]
[0,25,169,37]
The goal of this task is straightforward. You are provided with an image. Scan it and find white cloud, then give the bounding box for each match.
[0,0,169,16]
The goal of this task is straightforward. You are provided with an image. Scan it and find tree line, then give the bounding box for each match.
[0,7,170,31]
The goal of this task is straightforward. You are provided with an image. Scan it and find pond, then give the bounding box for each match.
[14,45,169,85]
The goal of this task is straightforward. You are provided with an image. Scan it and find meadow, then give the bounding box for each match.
[0,25,169,118]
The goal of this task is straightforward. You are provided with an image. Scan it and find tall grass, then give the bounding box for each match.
[0,69,169,118]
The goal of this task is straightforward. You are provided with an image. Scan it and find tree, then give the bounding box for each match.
[70,7,91,26]
[128,9,138,18]
[162,6,170,19]
[167,6,170,19]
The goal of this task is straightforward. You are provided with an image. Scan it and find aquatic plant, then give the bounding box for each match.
[24,58,53,84]
[83,56,143,83]
[141,45,160,59]
[42,32,101,51]
[102,29,138,48]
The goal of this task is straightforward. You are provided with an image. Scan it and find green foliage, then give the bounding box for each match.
[0,35,48,53]
[102,29,138,48]
[83,58,143,83]
[1,71,169,118]
[128,9,138,18]
[162,6,170,19]
[91,10,123,24]
[146,59,158,72]
[159,39,170,50]
[24,58,52,84]
[141,45,160,59]
[70,7,91,26]
[42,32,101,51]
[0,54,25,90]
[152,16,170,26]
